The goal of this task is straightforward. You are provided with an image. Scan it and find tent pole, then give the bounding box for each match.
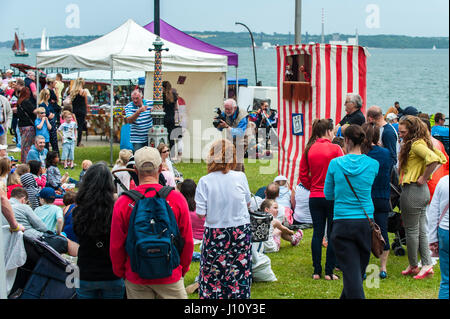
[235,66,238,101]
[110,68,114,167]
[36,56,39,107]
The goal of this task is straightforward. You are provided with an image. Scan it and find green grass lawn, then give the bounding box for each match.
[8,143,441,299]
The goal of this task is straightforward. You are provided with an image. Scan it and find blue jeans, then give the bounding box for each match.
[309,197,336,275]
[132,141,148,153]
[76,279,125,299]
[438,227,449,300]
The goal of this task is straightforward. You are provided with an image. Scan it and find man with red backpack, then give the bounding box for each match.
[110,146,193,299]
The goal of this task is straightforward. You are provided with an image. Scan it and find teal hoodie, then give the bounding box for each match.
[324,154,379,220]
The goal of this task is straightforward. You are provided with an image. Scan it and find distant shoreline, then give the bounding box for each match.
[0,32,448,50]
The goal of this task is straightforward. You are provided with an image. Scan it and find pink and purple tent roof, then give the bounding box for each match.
[143,19,238,67]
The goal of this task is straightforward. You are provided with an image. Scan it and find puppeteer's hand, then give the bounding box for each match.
[218,120,229,129]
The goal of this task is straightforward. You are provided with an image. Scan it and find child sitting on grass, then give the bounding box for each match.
[260,199,303,253]
[8,164,29,198]
[57,110,77,169]
[28,159,47,189]
[79,159,92,182]
[45,151,70,194]
[34,187,64,235]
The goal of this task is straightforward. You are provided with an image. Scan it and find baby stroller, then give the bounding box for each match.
[387,169,407,256]
[8,236,77,299]
[112,156,183,194]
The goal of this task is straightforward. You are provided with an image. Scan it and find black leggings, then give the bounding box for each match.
[74,113,86,146]
[331,218,371,299]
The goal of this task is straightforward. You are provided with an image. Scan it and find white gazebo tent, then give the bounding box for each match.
[37,19,228,163]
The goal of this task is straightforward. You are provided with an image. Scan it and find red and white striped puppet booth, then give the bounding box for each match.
[276,43,369,187]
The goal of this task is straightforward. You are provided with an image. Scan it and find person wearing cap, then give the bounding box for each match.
[385,113,399,133]
[2,69,14,83]
[33,187,64,234]
[384,101,403,121]
[110,146,193,299]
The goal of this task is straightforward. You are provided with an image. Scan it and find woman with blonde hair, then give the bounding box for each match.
[112,149,133,195]
[398,115,447,279]
[195,139,252,299]
[70,78,88,147]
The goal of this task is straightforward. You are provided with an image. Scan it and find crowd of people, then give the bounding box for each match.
[1,68,449,300]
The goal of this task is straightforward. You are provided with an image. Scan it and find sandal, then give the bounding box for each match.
[324,274,340,280]
[312,274,321,280]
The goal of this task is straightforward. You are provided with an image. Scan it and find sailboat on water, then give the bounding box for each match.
[12,32,29,57]
[41,28,50,51]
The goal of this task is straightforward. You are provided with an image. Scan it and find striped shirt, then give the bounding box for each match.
[125,99,153,143]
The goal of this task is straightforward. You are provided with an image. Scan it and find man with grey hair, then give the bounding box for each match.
[338,93,366,127]
[367,105,399,165]
[110,146,193,299]
[124,90,153,152]
[216,98,254,172]
[26,135,48,166]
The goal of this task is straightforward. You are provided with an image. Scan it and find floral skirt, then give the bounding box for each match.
[19,126,35,163]
[199,224,252,299]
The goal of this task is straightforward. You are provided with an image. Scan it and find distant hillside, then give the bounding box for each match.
[0,32,448,49]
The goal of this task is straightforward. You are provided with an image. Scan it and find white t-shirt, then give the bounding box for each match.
[195,170,251,229]
[293,184,312,224]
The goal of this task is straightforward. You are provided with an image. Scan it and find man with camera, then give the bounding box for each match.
[215,99,253,172]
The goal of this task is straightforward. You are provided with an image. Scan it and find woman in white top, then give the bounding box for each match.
[195,139,252,299]
[291,183,313,227]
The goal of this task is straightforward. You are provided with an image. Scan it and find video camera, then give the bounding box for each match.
[212,107,227,128]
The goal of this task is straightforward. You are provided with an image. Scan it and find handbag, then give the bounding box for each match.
[344,174,386,258]
[430,203,449,257]
[249,195,273,242]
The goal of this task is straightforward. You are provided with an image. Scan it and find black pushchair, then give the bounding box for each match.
[8,236,77,299]
[387,169,407,256]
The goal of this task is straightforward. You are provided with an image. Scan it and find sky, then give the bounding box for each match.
[1,0,448,42]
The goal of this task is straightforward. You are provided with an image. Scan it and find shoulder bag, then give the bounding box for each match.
[344,174,386,258]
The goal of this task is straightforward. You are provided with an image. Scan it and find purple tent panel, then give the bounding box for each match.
[144,20,238,67]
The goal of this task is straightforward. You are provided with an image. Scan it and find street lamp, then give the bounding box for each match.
[235,22,260,86]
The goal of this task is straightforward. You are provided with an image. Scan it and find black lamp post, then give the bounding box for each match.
[235,22,260,86]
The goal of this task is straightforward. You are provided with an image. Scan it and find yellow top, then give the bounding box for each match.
[400,139,447,185]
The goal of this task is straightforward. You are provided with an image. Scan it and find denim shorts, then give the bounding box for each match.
[62,141,75,160]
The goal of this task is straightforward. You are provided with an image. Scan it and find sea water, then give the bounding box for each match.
[1,47,448,115]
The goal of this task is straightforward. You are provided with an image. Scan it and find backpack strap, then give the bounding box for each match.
[158,186,174,199]
[122,189,145,203]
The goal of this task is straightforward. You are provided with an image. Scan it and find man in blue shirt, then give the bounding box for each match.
[367,106,399,165]
[26,135,48,167]
[431,113,449,137]
[216,99,250,171]
[124,90,153,152]
[432,112,449,155]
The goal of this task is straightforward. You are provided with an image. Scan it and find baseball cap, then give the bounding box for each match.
[38,187,56,200]
[0,144,7,150]
[134,146,162,171]
[273,175,288,183]
[386,113,398,121]
[6,69,13,74]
